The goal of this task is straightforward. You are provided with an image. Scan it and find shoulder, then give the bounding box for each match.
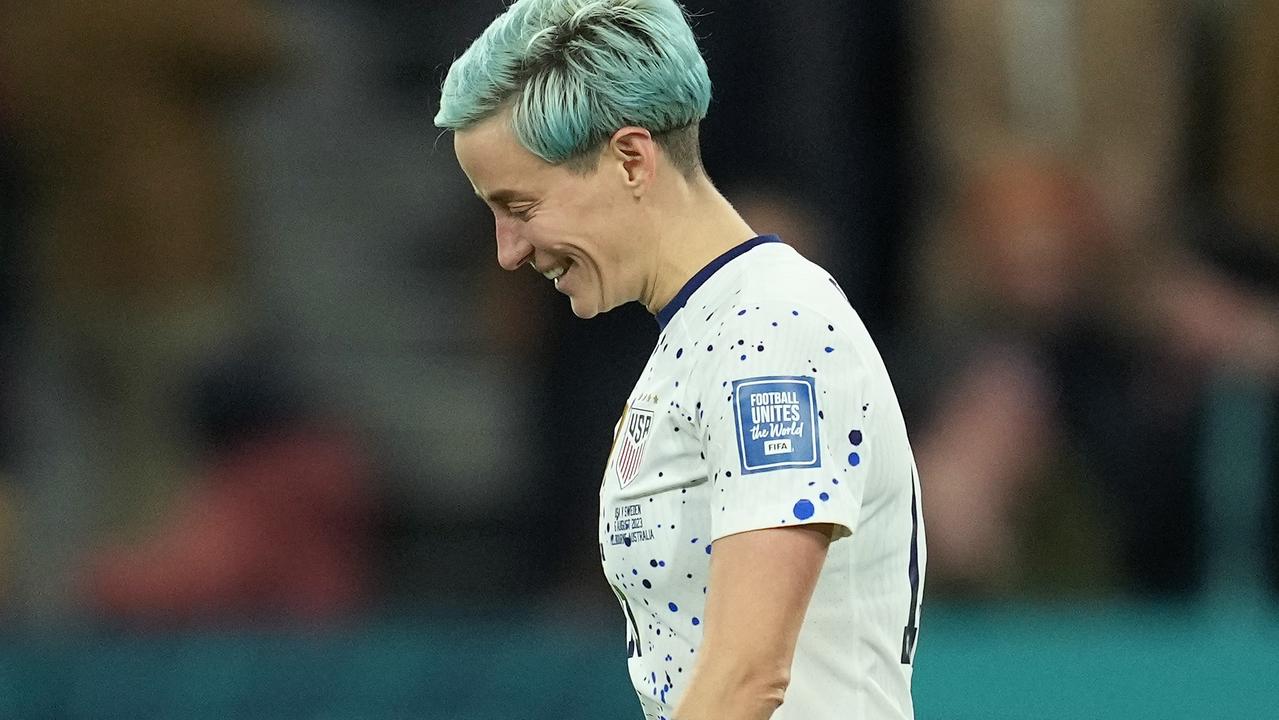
[733,244,850,310]
[678,246,866,350]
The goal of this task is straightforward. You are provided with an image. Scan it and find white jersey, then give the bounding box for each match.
[598,237,925,720]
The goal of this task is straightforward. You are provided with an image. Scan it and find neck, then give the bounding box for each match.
[641,173,757,316]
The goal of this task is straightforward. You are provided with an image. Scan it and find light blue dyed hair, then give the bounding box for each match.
[435,0,711,174]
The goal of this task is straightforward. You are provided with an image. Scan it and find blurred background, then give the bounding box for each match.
[0,0,1276,718]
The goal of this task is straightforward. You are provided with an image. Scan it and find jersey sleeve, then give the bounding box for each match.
[692,302,868,541]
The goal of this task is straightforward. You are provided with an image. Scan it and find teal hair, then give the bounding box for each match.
[435,0,712,173]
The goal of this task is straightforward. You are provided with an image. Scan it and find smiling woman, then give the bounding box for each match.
[433,2,927,719]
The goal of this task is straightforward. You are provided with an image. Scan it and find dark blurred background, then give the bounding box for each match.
[0,1,1277,718]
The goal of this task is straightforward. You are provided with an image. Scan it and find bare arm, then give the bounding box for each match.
[673,523,835,720]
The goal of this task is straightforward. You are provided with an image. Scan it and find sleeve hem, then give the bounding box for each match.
[710,515,855,544]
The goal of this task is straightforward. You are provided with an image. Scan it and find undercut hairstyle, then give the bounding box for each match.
[435,0,712,176]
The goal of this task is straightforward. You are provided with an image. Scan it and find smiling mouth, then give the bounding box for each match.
[542,260,572,286]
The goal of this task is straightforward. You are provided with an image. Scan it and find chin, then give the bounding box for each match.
[566,279,619,319]
[569,297,601,319]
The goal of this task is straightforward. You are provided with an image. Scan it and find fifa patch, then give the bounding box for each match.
[732,376,820,474]
[614,402,655,488]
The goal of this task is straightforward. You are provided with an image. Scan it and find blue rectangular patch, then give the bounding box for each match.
[731,376,821,474]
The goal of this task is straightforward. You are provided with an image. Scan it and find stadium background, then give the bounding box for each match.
[0,1,1277,717]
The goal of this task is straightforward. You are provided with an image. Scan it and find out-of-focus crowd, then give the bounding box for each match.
[0,0,1274,629]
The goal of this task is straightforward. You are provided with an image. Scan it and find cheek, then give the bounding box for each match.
[575,205,626,255]
[546,187,629,273]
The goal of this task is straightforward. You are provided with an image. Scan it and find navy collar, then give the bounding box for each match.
[655,235,782,330]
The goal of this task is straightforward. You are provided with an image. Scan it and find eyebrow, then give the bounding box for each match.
[474,188,527,205]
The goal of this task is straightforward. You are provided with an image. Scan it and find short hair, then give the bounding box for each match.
[435,0,711,176]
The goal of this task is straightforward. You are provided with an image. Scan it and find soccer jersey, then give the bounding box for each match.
[598,236,926,720]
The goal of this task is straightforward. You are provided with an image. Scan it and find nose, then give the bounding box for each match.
[495,215,532,271]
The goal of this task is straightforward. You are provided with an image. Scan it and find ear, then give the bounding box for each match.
[607,126,657,197]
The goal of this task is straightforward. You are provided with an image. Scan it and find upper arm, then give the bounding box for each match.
[678,523,834,714]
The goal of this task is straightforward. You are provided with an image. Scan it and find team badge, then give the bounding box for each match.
[732,375,821,474]
[614,403,655,488]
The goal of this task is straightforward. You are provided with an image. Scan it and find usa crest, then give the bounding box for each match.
[614,403,655,488]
